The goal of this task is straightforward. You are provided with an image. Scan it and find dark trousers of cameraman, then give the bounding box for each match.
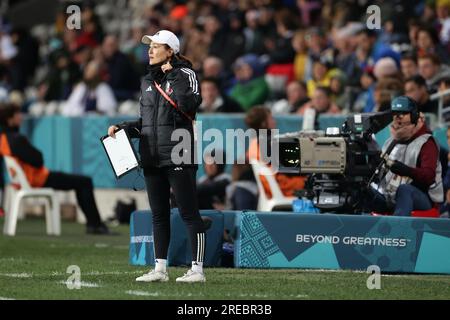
[144,166,207,262]
[367,184,432,216]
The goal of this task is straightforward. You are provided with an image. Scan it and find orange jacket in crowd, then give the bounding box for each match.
[0,129,49,187]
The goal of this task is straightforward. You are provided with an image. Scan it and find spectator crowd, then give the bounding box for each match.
[0,0,449,118]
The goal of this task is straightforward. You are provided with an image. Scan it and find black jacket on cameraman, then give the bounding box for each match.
[118,59,201,169]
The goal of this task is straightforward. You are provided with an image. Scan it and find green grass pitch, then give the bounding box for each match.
[0,218,449,300]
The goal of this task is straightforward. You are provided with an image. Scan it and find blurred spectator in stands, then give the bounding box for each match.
[353,66,376,113]
[404,75,438,114]
[199,77,242,113]
[437,0,450,46]
[80,1,104,44]
[303,27,328,81]
[258,6,277,44]
[220,11,246,68]
[243,9,266,55]
[355,29,400,70]
[202,55,222,78]
[9,28,39,92]
[229,54,269,111]
[73,45,93,75]
[422,0,438,26]
[122,21,149,77]
[272,80,309,114]
[40,49,81,102]
[264,10,298,101]
[414,26,449,64]
[101,35,140,101]
[8,91,24,111]
[306,57,331,97]
[292,30,308,82]
[297,0,322,26]
[205,15,227,64]
[439,76,450,122]
[372,77,404,112]
[183,26,210,72]
[246,106,306,199]
[197,149,231,210]
[72,2,103,50]
[329,69,348,111]
[408,18,422,48]
[62,61,117,116]
[373,57,401,81]
[297,86,340,119]
[201,56,234,93]
[63,29,79,54]
[408,19,423,49]
[418,54,450,91]
[0,64,10,101]
[265,9,297,65]
[0,27,17,91]
[401,53,419,79]
[333,26,361,87]
[378,19,406,45]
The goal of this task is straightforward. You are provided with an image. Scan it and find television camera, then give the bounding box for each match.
[277,111,393,213]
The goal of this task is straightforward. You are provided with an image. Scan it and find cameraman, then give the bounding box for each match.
[368,96,443,216]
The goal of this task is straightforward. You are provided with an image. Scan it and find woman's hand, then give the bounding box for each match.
[108,125,119,138]
[161,61,173,73]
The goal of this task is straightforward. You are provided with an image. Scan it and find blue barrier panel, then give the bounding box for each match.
[129,209,224,267]
[234,212,450,274]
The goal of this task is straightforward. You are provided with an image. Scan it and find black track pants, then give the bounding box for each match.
[144,166,206,263]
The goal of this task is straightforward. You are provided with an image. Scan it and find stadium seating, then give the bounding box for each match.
[2,156,60,236]
[250,160,296,211]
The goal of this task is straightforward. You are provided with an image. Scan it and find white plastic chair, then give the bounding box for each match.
[3,156,60,236]
[250,160,296,212]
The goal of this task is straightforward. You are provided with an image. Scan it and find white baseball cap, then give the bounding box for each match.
[141,30,180,54]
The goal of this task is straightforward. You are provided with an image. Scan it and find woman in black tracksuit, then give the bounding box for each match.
[108,30,207,283]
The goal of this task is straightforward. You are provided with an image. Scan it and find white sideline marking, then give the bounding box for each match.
[50,270,142,276]
[125,290,160,297]
[236,293,269,298]
[0,273,32,278]
[126,291,203,298]
[94,243,109,248]
[0,257,23,262]
[58,281,100,288]
[0,297,15,300]
[113,245,129,250]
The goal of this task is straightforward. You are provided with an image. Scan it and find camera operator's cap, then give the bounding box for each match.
[141,30,180,54]
[391,96,417,113]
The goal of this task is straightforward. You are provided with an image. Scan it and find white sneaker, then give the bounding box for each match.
[176,269,206,283]
[136,270,169,282]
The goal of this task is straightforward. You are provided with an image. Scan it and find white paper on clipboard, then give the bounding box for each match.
[101,129,139,178]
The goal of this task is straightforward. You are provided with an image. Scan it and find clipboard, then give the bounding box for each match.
[100,129,140,179]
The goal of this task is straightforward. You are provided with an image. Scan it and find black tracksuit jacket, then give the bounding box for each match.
[118,60,201,168]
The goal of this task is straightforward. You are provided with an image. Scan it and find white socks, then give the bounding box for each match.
[155,259,203,274]
[155,259,167,273]
[191,261,203,274]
